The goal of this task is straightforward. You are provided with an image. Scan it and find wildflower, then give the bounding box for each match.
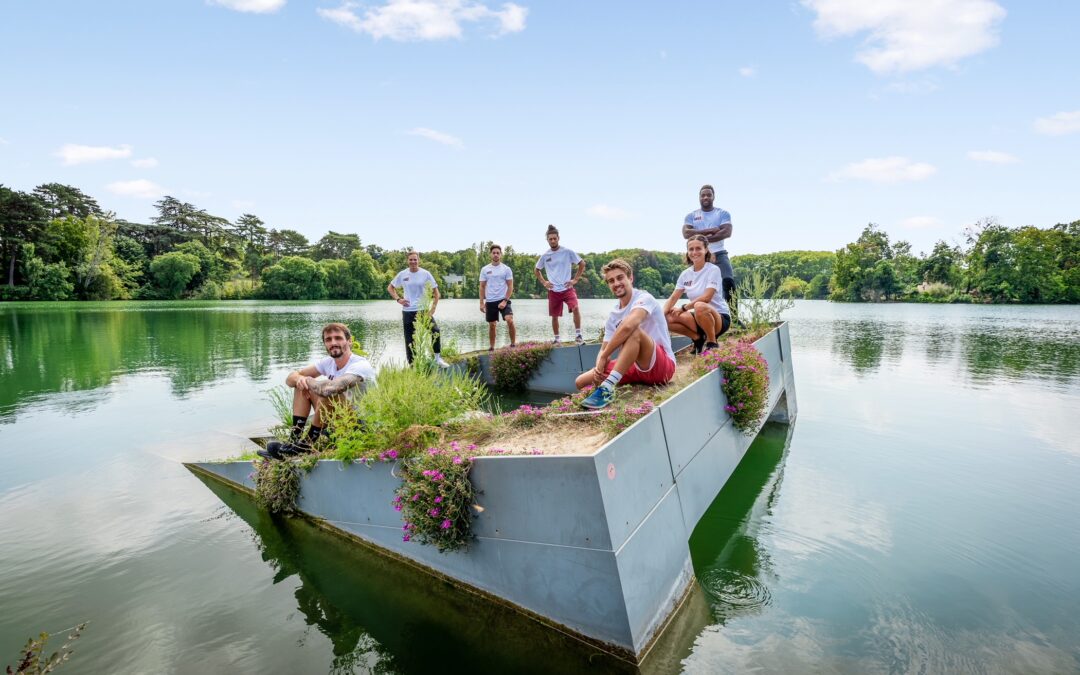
[440,519,453,530]
[411,494,420,502]
[429,507,441,517]
[452,455,463,465]
[403,533,411,542]
[394,504,403,512]
[386,449,398,459]
[434,496,443,503]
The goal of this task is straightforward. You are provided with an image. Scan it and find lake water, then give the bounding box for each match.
[1,300,1078,673]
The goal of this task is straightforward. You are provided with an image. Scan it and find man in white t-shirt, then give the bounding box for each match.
[479,243,516,351]
[259,322,377,459]
[534,224,586,344]
[387,250,449,368]
[682,184,736,303]
[575,259,676,409]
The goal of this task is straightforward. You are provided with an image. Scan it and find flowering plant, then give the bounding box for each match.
[394,445,475,552]
[693,341,769,434]
[601,400,656,435]
[489,342,554,391]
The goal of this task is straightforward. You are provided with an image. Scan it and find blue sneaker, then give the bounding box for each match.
[580,385,615,410]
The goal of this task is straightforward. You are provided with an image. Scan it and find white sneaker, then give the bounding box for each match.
[575,334,584,344]
[434,355,450,368]
[552,337,561,344]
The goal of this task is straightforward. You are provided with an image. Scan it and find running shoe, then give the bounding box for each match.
[580,385,615,410]
[434,355,450,368]
[575,334,584,344]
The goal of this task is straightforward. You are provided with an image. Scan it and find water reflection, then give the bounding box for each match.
[830,320,905,375]
[195,474,638,674]
[960,327,1080,385]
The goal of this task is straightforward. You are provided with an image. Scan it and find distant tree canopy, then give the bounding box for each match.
[1,182,1075,304]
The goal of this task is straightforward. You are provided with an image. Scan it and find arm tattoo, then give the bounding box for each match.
[308,373,364,397]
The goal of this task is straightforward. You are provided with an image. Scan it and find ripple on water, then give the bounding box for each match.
[698,568,772,611]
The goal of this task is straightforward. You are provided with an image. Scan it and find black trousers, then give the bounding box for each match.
[402,311,442,364]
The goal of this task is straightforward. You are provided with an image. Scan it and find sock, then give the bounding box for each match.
[290,415,307,439]
[602,370,622,390]
[575,329,582,336]
[553,334,560,341]
[309,425,326,443]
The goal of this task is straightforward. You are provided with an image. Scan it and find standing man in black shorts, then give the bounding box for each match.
[387,250,449,368]
[479,243,516,351]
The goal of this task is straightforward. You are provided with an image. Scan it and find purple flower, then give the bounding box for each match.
[434,496,443,503]
[429,507,441,517]
[440,519,453,530]
[452,455,463,465]
[411,494,420,502]
[402,533,411,542]
[394,504,403,512]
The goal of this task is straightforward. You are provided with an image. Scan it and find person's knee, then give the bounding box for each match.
[693,301,710,313]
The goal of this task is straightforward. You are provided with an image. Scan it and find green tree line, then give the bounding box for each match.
[1,183,1075,303]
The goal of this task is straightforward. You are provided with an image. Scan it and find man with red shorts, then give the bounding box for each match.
[575,259,676,409]
[534,224,585,344]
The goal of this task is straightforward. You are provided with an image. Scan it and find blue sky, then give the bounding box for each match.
[2,1,1078,256]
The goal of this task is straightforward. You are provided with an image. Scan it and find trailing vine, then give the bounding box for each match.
[692,340,770,434]
[393,445,475,552]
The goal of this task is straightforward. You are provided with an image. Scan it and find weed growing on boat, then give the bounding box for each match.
[253,458,301,514]
[395,444,475,552]
[693,341,769,434]
[325,365,489,462]
[738,269,794,332]
[5,622,86,674]
[489,342,554,391]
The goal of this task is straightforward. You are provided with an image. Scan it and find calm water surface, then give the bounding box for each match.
[1,300,1078,673]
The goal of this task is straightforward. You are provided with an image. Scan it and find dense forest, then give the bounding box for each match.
[1,183,1076,303]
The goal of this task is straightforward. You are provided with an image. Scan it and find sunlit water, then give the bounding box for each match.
[1,300,1078,673]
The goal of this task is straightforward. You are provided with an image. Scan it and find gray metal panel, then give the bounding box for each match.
[673,424,743,533]
[613,487,694,653]
[190,461,256,491]
[657,368,728,477]
[469,455,612,549]
[297,461,401,528]
[591,413,674,550]
[525,346,587,394]
[778,323,798,418]
[323,519,634,650]
[755,329,785,399]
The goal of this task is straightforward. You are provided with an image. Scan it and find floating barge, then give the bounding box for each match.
[186,322,797,663]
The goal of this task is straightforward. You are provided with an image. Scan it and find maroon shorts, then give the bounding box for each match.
[603,343,676,386]
[547,288,579,317]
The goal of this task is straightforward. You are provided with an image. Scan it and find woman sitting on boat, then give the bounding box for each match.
[662,234,731,353]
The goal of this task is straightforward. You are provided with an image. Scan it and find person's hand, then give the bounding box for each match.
[479,301,485,312]
[591,367,605,387]
[542,280,554,290]
[499,300,507,309]
[296,376,312,392]
[396,297,407,306]
[566,278,577,287]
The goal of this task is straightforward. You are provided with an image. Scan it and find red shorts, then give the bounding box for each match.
[603,343,676,386]
[547,288,579,317]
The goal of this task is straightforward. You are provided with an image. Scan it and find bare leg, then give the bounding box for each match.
[506,315,517,346]
[551,315,560,338]
[571,305,582,331]
[310,393,346,428]
[488,321,497,350]
[614,327,656,374]
[667,311,697,339]
[292,387,314,418]
[693,302,722,342]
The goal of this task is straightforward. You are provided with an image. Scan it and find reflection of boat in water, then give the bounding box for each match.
[187,323,797,664]
[192,420,795,674]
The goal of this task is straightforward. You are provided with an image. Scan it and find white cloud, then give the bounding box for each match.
[1034,110,1080,136]
[828,156,937,184]
[586,204,634,221]
[739,66,756,77]
[106,179,166,200]
[208,0,286,13]
[900,216,943,229]
[802,0,1006,74]
[317,0,527,41]
[407,127,464,148]
[56,143,132,166]
[967,150,1018,164]
[131,157,159,169]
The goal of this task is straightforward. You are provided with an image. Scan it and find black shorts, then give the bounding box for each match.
[485,299,513,322]
[694,312,731,338]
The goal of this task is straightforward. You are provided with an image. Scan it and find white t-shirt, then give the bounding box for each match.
[603,289,675,362]
[391,267,438,312]
[684,208,732,254]
[479,263,514,302]
[315,353,377,398]
[535,246,583,292]
[676,263,731,316]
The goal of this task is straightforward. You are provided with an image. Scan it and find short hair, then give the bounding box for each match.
[406,250,419,259]
[685,234,715,265]
[546,224,559,236]
[322,323,352,341]
[699,184,714,195]
[601,258,633,279]
[489,243,502,253]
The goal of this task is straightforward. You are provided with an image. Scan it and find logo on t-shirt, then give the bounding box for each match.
[693,215,703,222]
[546,257,552,263]
[403,276,410,281]
[683,280,692,286]
[485,270,491,275]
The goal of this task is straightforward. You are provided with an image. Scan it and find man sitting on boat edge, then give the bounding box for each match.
[258,322,377,460]
[575,259,676,409]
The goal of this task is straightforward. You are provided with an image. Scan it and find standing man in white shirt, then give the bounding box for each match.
[682,184,736,303]
[479,243,516,351]
[534,224,586,344]
[258,323,377,459]
[387,251,449,368]
[575,259,676,410]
